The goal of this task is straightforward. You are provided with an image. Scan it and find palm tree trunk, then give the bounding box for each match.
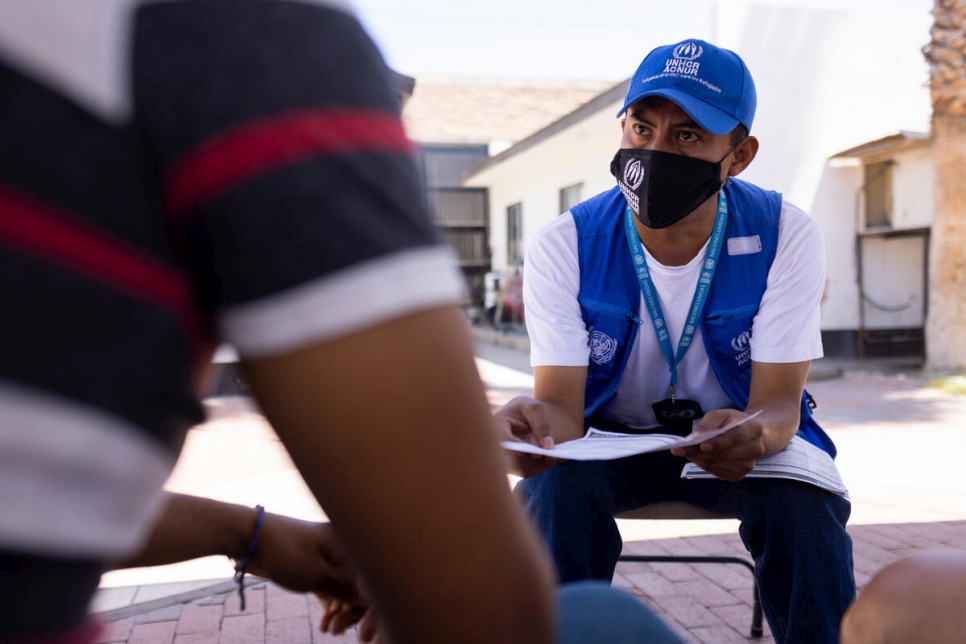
[924,0,966,371]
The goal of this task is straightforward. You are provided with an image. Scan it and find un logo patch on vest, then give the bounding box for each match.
[589,330,618,364]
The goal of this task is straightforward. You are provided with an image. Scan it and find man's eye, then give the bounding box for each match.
[679,131,698,142]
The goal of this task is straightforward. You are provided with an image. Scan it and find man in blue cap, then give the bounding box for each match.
[495,39,855,643]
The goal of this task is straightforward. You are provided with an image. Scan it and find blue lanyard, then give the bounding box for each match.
[622,192,728,396]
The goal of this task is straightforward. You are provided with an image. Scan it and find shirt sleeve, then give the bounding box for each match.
[523,214,592,367]
[750,201,826,363]
[132,0,465,358]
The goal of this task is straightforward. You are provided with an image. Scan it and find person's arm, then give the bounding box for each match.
[494,365,588,478]
[241,305,557,644]
[112,493,360,601]
[671,360,809,481]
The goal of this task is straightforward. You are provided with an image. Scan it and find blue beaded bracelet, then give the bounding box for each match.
[233,504,265,611]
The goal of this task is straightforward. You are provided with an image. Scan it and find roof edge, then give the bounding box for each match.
[463,80,629,181]
[829,130,930,159]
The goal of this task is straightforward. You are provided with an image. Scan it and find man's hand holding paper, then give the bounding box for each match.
[670,409,768,482]
[501,410,762,463]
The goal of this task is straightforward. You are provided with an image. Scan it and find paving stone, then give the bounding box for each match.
[224,585,266,617]
[266,617,313,643]
[654,562,703,583]
[265,584,309,621]
[651,594,723,629]
[678,578,743,607]
[173,635,220,644]
[176,606,223,635]
[312,628,360,643]
[128,621,177,644]
[661,537,713,557]
[851,540,901,563]
[219,614,265,643]
[622,569,687,598]
[622,539,671,555]
[850,526,910,550]
[136,606,184,625]
[709,603,769,639]
[692,561,755,591]
[691,624,755,643]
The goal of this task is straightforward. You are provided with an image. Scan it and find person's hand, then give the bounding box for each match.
[318,597,378,640]
[319,597,385,643]
[493,395,560,478]
[243,513,376,637]
[670,409,766,481]
[242,513,360,602]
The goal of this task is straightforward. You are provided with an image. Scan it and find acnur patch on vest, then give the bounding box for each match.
[727,235,762,256]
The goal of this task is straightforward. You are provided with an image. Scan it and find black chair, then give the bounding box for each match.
[616,502,764,639]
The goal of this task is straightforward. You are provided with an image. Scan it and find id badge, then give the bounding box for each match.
[651,398,704,429]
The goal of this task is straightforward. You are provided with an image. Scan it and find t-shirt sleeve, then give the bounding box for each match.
[132,0,465,357]
[523,214,591,367]
[750,201,826,363]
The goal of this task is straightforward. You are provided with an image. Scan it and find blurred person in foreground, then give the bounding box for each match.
[0,1,681,642]
[494,39,855,643]
[839,551,966,644]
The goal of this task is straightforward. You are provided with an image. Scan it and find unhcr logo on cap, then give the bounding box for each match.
[665,42,704,75]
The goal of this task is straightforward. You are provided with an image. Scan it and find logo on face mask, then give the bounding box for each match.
[623,159,645,190]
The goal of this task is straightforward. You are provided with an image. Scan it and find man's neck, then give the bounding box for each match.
[635,196,719,267]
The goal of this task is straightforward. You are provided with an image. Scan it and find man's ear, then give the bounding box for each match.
[728,136,759,176]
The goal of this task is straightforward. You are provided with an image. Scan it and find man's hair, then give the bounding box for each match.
[730,124,749,146]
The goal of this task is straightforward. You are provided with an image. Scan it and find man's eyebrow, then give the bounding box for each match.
[627,109,702,130]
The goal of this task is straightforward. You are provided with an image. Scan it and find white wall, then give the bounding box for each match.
[471,105,623,271]
[713,3,931,331]
[892,146,936,230]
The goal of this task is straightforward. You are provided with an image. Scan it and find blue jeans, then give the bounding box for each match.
[556,581,683,643]
[519,450,855,644]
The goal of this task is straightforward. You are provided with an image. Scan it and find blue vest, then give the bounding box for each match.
[570,179,836,457]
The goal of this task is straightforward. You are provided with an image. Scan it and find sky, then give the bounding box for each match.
[348,0,935,81]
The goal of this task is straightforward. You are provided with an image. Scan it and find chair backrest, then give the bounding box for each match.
[615,501,729,521]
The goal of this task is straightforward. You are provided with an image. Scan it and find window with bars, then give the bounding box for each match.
[559,183,583,214]
[507,203,523,265]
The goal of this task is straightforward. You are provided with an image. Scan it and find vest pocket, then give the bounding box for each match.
[579,297,640,382]
[704,303,759,327]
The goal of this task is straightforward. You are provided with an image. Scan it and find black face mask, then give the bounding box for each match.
[610,148,728,229]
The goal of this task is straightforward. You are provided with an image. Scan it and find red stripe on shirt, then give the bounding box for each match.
[163,108,414,219]
[0,186,203,341]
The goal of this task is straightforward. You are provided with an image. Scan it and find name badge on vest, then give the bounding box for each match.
[651,398,704,429]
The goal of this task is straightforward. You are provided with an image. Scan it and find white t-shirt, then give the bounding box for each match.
[523,198,826,429]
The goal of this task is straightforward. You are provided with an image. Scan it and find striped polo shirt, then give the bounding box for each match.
[0,0,465,637]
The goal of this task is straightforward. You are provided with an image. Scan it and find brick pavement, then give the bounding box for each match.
[93,352,966,642]
[95,519,966,643]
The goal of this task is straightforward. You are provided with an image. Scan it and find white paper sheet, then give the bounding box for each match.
[500,411,762,461]
[501,410,848,497]
[680,435,849,498]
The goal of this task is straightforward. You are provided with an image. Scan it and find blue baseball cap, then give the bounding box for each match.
[617,39,757,135]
